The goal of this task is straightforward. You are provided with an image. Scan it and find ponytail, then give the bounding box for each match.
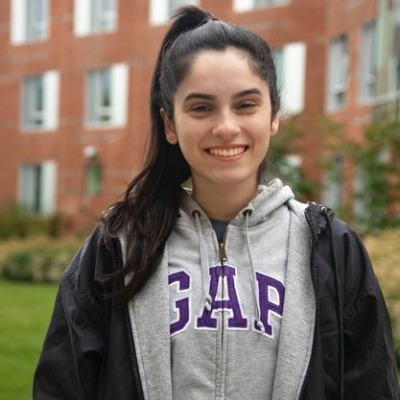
[102,7,214,304]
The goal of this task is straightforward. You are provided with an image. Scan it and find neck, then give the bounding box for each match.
[191,180,259,221]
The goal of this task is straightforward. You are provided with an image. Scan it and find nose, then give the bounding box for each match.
[211,110,241,139]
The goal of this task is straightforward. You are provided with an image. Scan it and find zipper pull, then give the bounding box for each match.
[219,242,227,264]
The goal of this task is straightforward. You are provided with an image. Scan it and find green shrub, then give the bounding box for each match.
[0,201,70,240]
[0,237,81,283]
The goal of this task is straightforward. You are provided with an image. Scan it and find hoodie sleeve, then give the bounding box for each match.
[33,227,112,400]
[332,220,399,400]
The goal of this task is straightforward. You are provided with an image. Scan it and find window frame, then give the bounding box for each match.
[11,0,49,45]
[90,0,118,33]
[18,161,57,215]
[326,34,349,112]
[85,64,128,128]
[74,0,118,37]
[21,71,59,132]
[358,19,377,103]
[272,42,306,115]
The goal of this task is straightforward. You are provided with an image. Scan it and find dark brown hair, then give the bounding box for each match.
[102,6,280,304]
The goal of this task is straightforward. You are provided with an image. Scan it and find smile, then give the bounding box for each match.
[207,146,247,157]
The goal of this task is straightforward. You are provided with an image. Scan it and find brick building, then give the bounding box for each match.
[0,0,398,228]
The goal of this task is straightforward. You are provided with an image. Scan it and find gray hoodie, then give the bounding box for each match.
[125,179,316,400]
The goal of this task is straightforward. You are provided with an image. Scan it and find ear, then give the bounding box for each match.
[271,114,279,136]
[160,108,178,145]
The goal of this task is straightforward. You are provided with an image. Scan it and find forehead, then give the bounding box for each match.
[176,48,268,95]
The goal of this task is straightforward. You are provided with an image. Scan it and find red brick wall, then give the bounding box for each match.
[0,0,384,227]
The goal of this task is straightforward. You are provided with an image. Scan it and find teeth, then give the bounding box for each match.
[209,147,245,157]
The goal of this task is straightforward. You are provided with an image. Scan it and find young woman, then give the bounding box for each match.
[33,6,399,400]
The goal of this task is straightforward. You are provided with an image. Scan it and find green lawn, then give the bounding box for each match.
[0,280,57,400]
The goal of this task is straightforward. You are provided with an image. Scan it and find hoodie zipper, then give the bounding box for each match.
[217,239,228,399]
[219,242,228,264]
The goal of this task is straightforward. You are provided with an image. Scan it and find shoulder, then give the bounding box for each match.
[62,224,122,302]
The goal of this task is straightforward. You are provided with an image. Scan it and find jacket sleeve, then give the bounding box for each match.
[33,227,112,400]
[333,220,400,399]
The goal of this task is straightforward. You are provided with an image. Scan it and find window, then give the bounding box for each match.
[87,68,112,124]
[86,64,128,127]
[85,160,103,196]
[272,43,306,115]
[233,0,289,12]
[327,34,349,111]
[395,0,400,25]
[359,20,377,102]
[19,161,57,215]
[74,0,118,36]
[322,155,343,209]
[11,0,49,44]
[272,48,284,91]
[150,0,198,25]
[21,71,59,131]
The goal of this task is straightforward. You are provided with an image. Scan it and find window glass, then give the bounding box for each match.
[85,161,102,195]
[26,0,48,41]
[323,155,343,210]
[327,34,348,110]
[23,75,45,128]
[87,68,112,124]
[395,0,400,25]
[359,20,377,102]
[91,0,117,32]
[255,0,275,6]
[272,48,284,91]
[20,164,42,213]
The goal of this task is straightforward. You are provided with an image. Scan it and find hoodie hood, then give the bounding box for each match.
[179,178,295,229]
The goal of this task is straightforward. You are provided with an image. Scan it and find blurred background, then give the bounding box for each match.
[0,0,399,398]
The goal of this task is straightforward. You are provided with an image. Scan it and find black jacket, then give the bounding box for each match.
[33,203,399,399]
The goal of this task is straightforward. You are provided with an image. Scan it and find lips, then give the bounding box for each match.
[207,146,247,157]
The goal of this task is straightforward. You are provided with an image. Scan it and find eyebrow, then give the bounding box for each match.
[232,88,262,100]
[183,88,263,103]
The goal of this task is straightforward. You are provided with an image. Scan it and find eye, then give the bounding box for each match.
[190,104,212,115]
[236,101,258,113]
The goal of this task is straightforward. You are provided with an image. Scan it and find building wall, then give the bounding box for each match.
[0,0,396,228]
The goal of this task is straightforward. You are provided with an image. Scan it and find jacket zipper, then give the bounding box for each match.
[124,308,145,400]
[299,208,321,399]
[115,239,145,400]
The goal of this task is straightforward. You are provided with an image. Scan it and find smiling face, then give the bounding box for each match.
[161,48,279,198]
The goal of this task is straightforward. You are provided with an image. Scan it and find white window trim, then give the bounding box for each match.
[11,0,26,44]
[86,63,128,128]
[281,42,306,115]
[11,0,49,45]
[74,0,118,37]
[45,71,60,130]
[233,0,290,13]
[41,161,57,215]
[21,70,59,132]
[149,0,198,26]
